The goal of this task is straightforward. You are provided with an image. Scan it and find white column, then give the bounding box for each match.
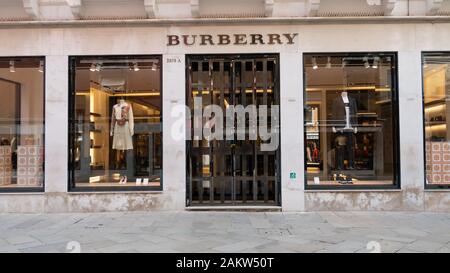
[280,52,305,211]
[45,55,68,193]
[398,51,425,208]
[162,54,186,210]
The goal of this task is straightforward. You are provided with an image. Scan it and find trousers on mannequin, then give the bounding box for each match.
[334,132,355,170]
[114,150,127,170]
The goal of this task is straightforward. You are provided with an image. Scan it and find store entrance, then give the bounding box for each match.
[186,54,280,206]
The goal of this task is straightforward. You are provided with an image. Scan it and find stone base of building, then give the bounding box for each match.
[1,189,449,213]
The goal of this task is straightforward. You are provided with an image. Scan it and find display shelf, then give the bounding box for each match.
[90,145,102,149]
[375,99,391,105]
[306,180,393,186]
[425,98,446,108]
[90,165,105,171]
[305,122,318,126]
[306,132,319,140]
[426,121,447,126]
[357,112,378,117]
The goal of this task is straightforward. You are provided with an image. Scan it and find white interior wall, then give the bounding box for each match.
[0,68,44,144]
[0,80,17,139]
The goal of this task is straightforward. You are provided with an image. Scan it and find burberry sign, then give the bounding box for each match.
[167,33,298,46]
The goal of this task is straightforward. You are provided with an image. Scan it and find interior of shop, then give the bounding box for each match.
[304,53,397,187]
[423,53,450,186]
[0,57,44,188]
[71,56,162,189]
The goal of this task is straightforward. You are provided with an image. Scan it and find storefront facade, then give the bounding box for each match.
[1,0,450,213]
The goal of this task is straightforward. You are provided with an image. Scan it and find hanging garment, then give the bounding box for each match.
[331,95,358,128]
[110,102,134,150]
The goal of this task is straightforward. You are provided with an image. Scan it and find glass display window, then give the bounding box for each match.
[423,53,450,189]
[303,53,399,189]
[69,56,162,191]
[0,57,45,191]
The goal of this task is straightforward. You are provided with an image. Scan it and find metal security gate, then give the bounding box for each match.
[186,54,280,206]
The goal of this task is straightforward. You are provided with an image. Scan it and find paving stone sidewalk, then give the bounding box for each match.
[0,211,449,253]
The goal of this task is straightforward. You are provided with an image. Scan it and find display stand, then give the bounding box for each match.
[0,146,12,186]
[17,145,43,186]
[425,141,450,184]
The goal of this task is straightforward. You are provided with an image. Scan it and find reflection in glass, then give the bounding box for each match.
[304,53,398,187]
[0,57,44,189]
[423,53,450,186]
[70,56,162,189]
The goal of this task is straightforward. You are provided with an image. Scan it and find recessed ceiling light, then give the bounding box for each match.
[9,60,15,73]
[326,57,332,69]
[38,60,44,73]
[372,57,379,69]
[364,57,370,69]
[312,57,318,70]
[133,63,140,72]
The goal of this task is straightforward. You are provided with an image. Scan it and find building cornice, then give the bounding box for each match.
[1,16,450,28]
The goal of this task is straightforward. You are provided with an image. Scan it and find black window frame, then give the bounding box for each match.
[0,56,46,193]
[422,51,450,190]
[303,52,401,190]
[68,55,163,192]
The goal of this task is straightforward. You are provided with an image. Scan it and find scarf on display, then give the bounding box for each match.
[116,104,130,126]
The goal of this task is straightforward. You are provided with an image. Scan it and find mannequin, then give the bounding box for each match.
[331,91,358,182]
[111,98,134,184]
[331,92,358,132]
[306,145,312,163]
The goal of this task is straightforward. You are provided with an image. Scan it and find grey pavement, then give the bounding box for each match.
[0,211,449,253]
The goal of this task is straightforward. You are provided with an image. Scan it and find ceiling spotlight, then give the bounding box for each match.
[90,63,96,72]
[133,63,140,72]
[372,57,379,69]
[364,57,370,69]
[312,57,318,70]
[38,60,44,73]
[326,57,332,69]
[151,63,157,71]
[9,60,15,73]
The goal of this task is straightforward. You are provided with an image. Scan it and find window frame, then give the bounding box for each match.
[0,56,46,193]
[68,55,163,192]
[422,51,450,190]
[303,52,401,190]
